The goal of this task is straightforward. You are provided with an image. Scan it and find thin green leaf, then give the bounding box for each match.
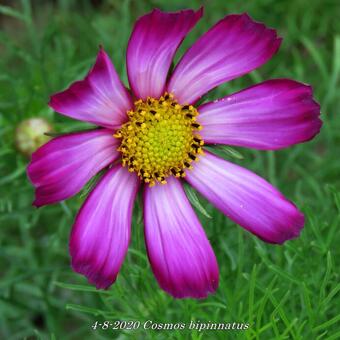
[184,184,212,219]
[204,145,244,160]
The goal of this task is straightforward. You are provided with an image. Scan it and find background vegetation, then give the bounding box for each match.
[0,0,339,339]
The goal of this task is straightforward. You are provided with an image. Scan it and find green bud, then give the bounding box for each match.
[15,118,52,157]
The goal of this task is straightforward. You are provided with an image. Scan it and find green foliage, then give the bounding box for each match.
[0,0,339,339]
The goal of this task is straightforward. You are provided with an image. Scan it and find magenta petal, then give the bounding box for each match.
[70,165,139,289]
[49,48,133,129]
[186,152,304,244]
[127,8,203,100]
[144,177,219,298]
[198,79,322,150]
[167,13,281,104]
[27,129,119,207]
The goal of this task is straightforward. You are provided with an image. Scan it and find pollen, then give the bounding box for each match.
[114,93,204,186]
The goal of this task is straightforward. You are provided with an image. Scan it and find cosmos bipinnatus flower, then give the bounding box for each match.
[27,9,321,298]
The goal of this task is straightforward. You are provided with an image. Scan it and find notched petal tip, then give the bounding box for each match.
[264,207,305,245]
[93,46,112,68]
[70,260,116,290]
[238,12,282,41]
[197,6,204,16]
[47,93,58,111]
[274,36,283,51]
[165,274,219,299]
[32,200,43,208]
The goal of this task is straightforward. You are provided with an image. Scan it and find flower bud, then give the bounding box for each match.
[15,118,52,157]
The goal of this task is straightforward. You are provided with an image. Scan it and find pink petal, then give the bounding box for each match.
[70,165,139,289]
[185,152,304,244]
[144,177,218,298]
[27,129,119,207]
[49,48,133,129]
[198,79,322,150]
[167,13,281,104]
[127,8,203,100]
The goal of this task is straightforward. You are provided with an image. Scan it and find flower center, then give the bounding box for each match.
[114,93,204,186]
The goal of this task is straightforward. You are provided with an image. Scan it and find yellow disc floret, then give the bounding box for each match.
[114,93,204,186]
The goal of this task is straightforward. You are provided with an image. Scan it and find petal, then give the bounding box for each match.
[167,13,281,104]
[186,152,304,244]
[70,165,139,289]
[198,79,322,150]
[49,48,133,129]
[127,8,203,100]
[27,129,119,207]
[144,177,218,298]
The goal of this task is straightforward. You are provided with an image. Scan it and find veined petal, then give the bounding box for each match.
[127,8,203,100]
[27,129,119,207]
[198,79,322,150]
[49,48,133,129]
[186,152,304,244]
[144,177,218,298]
[168,13,281,104]
[70,165,139,289]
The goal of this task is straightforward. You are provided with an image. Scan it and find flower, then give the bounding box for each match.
[27,8,322,299]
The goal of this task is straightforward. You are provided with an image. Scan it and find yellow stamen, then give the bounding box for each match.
[115,92,204,186]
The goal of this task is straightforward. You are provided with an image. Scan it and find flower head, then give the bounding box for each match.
[115,93,203,185]
[27,8,321,298]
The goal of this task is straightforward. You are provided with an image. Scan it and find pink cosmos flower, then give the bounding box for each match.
[27,8,321,299]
